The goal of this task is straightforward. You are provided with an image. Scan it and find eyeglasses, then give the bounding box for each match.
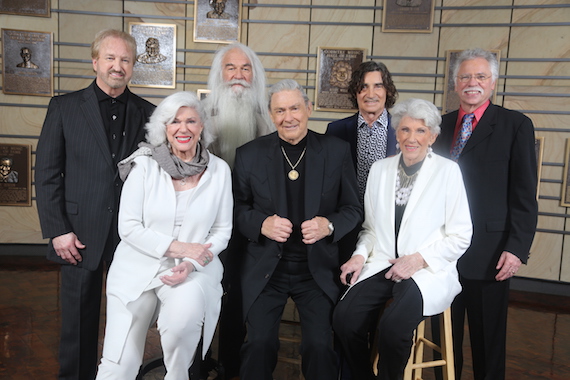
[457,74,492,83]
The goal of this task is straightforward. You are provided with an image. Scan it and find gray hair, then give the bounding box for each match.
[452,48,499,85]
[268,79,310,110]
[145,91,214,147]
[391,98,441,136]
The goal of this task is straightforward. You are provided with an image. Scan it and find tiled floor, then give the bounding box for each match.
[1,255,569,380]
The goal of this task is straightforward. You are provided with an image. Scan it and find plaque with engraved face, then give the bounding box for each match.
[129,23,177,89]
[0,0,50,17]
[0,144,31,206]
[315,47,366,112]
[194,0,242,44]
[382,0,435,33]
[1,29,53,96]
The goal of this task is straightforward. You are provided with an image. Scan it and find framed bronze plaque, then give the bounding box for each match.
[1,29,53,96]
[382,0,435,33]
[315,47,366,112]
[0,0,50,17]
[197,89,211,100]
[561,139,570,207]
[194,0,242,44]
[129,22,177,89]
[0,144,32,206]
[535,136,544,200]
[442,49,500,115]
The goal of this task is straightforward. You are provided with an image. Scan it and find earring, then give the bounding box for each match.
[428,145,433,158]
[396,142,400,151]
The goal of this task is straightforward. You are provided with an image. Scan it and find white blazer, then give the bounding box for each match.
[103,153,233,362]
[350,153,472,316]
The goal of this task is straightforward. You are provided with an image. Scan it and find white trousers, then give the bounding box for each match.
[96,278,206,380]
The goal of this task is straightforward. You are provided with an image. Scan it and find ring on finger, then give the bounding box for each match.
[395,279,402,283]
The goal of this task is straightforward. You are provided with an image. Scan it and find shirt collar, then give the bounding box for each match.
[357,108,388,129]
[458,100,491,124]
[94,81,129,104]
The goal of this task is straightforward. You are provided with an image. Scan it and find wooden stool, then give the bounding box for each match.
[403,307,455,380]
[372,307,455,380]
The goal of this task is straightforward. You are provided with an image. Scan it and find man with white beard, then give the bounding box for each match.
[204,42,273,380]
[205,43,273,169]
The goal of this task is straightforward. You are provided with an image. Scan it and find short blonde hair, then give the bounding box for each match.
[91,29,137,61]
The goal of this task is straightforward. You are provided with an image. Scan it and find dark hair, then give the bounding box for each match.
[348,61,398,109]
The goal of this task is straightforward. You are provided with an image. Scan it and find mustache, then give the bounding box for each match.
[462,86,483,93]
[109,69,125,76]
[227,79,251,88]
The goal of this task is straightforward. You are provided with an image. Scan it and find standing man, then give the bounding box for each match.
[204,42,273,380]
[326,61,398,204]
[35,29,155,380]
[433,48,538,380]
[233,79,362,380]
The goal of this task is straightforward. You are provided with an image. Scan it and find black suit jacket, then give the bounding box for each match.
[326,112,398,171]
[35,82,155,271]
[233,130,362,318]
[433,104,538,280]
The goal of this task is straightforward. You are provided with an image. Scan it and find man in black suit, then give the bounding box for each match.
[35,29,155,380]
[233,79,362,380]
[433,48,538,380]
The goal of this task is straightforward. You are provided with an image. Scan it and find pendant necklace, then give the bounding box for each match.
[281,146,306,181]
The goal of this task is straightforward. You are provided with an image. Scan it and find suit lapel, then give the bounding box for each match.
[81,84,114,169]
[122,89,144,160]
[266,135,288,216]
[304,132,324,219]
[461,104,497,156]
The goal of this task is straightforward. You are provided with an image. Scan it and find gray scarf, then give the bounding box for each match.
[118,141,209,181]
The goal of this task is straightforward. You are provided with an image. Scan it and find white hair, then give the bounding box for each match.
[391,98,441,136]
[145,91,213,147]
[452,48,499,85]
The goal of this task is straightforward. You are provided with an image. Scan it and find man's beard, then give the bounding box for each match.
[212,84,258,167]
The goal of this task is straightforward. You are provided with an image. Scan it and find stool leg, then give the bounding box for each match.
[403,328,417,380]
[441,308,455,380]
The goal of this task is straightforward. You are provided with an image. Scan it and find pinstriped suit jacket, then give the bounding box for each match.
[35,81,155,271]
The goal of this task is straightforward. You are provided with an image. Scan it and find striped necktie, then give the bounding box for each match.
[451,113,475,161]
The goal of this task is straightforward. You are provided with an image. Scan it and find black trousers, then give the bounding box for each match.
[451,276,510,380]
[333,269,424,380]
[59,262,105,380]
[240,261,337,380]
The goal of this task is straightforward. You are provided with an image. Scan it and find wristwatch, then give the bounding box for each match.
[328,221,334,236]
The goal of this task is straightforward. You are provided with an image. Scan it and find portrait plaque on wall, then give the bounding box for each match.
[197,89,211,101]
[0,144,32,207]
[129,23,177,89]
[194,0,242,44]
[535,136,544,200]
[442,49,500,115]
[315,47,366,112]
[0,0,50,17]
[382,0,435,33]
[1,28,53,96]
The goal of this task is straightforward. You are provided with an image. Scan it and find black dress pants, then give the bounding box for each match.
[333,269,424,380]
[240,261,337,380]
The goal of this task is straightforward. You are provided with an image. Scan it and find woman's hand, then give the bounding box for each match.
[385,252,427,283]
[160,261,194,286]
[340,255,366,285]
[166,241,214,267]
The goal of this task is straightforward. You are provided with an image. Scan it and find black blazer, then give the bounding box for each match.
[35,82,155,271]
[233,130,362,318]
[326,112,398,171]
[433,104,538,281]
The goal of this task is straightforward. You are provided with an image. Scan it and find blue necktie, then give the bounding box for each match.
[451,113,475,161]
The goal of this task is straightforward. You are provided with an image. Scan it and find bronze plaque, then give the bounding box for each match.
[382,0,435,33]
[535,136,544,200]
[0,0,50,17]
[129,23,177,89]
[315,47,365,112]
[1,29,53,96]
[194,0,242,44]
[442,49,500,115]
[0,144,32,206]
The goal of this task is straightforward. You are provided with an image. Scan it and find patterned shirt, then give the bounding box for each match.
[356,108,389,203]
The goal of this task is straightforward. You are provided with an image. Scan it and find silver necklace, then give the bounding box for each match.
[281,146,306,181]
[395,164,419,206]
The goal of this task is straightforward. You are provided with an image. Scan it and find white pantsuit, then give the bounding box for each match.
[96,153,232,380]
